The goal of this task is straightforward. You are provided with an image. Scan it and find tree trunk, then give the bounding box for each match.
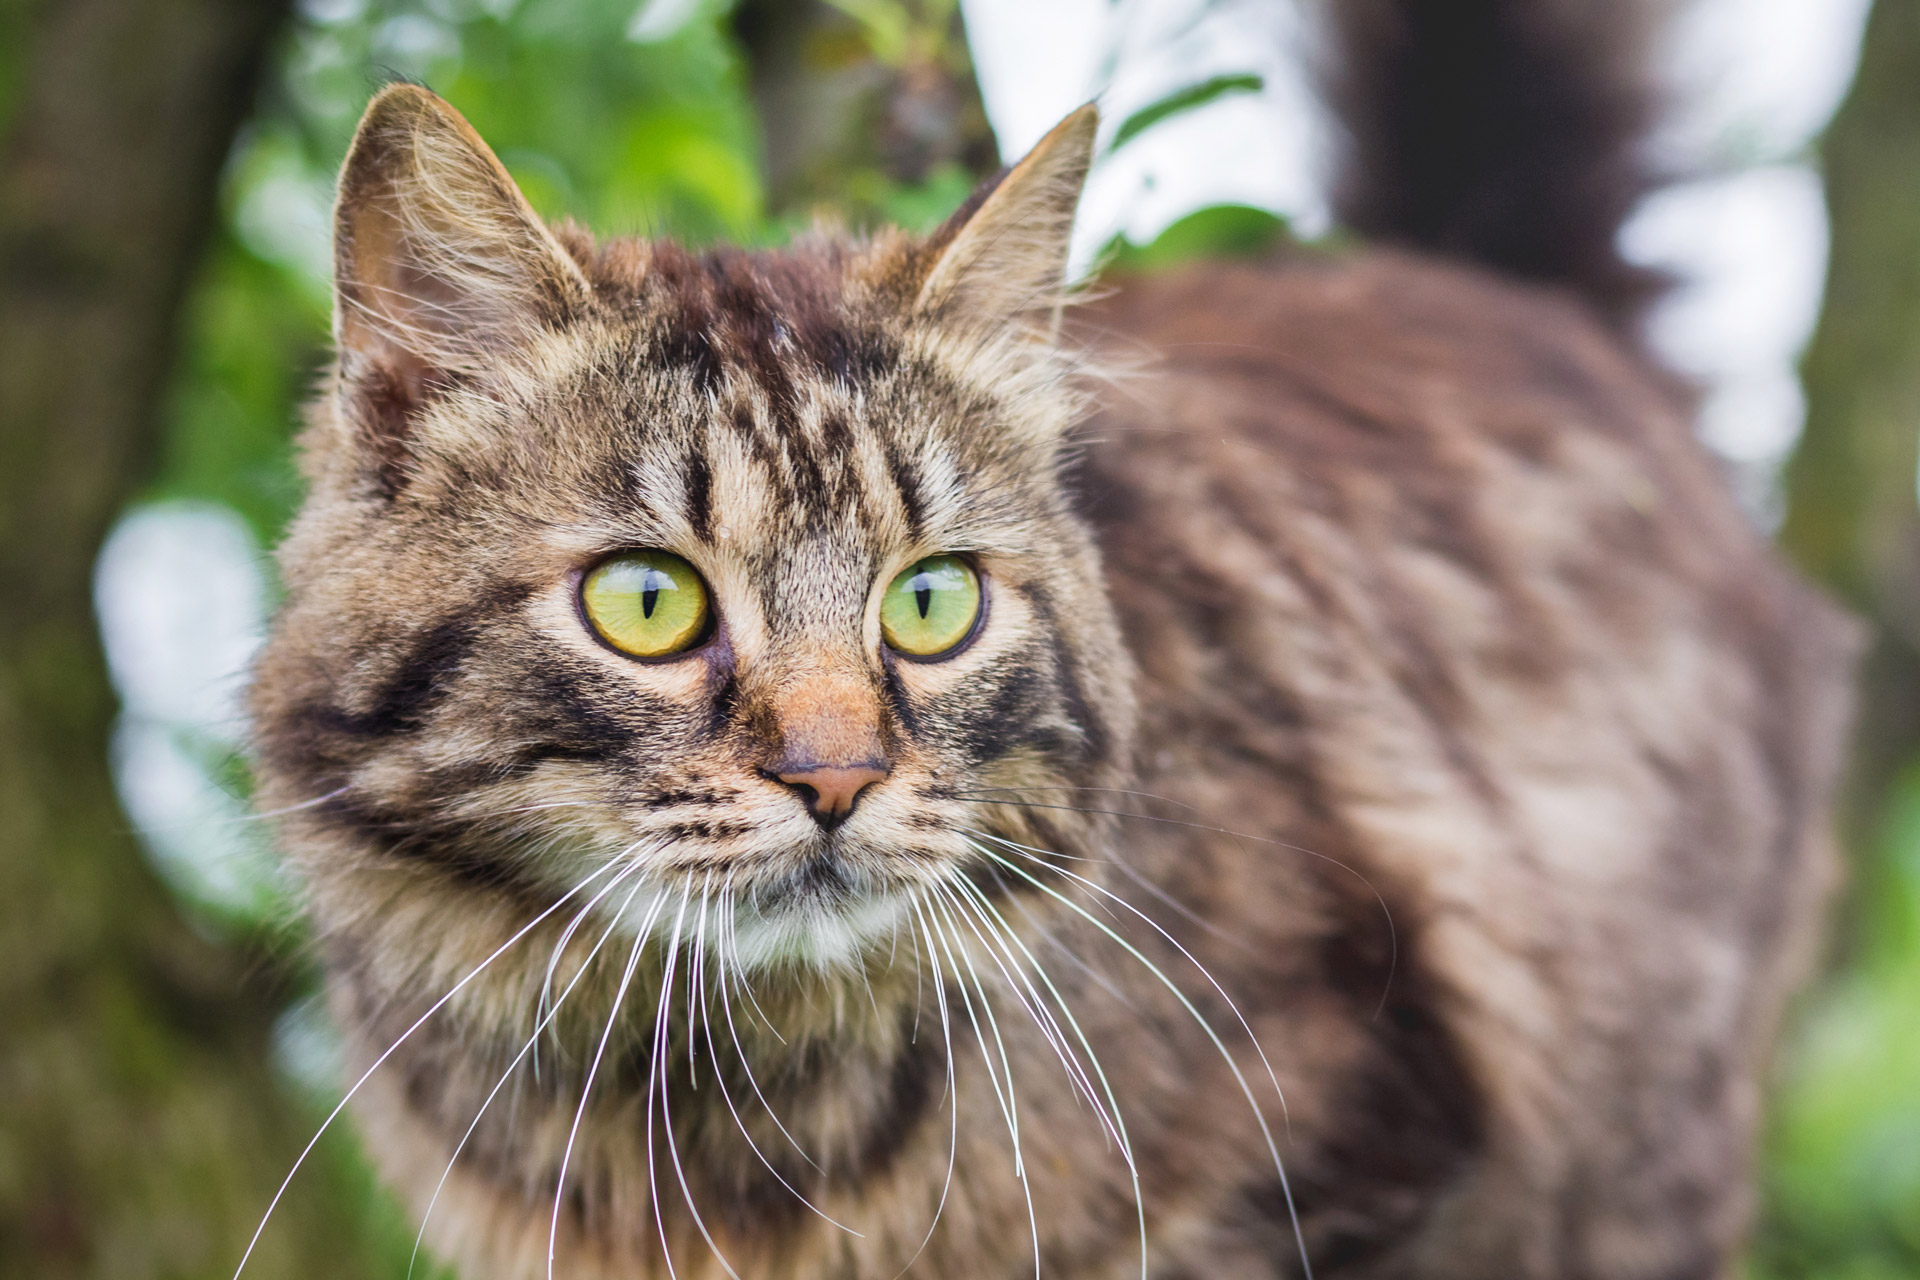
[0,2,387,1275]
[1779,0,1920,840]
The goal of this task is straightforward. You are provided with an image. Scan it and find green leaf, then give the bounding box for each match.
[1099,203,1293,275]
[1107,72,1262,153]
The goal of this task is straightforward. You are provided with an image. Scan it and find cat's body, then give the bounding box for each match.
[249,9,1858,1278]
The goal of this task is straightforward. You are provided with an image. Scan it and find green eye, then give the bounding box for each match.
[581,551,712,658]
[880,556,982,658]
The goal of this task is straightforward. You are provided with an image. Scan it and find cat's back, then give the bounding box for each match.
[1075,249,1860,1272]
[1080,248,1854,787]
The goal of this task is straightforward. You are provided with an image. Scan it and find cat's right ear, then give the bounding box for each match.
[330,85,589,492]
[913,105,1098,340]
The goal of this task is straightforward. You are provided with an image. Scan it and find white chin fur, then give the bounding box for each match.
[614,879,917,973]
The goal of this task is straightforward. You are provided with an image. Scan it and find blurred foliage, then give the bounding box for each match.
[732,0,995,231]
[1766,0,1920,1274]
[102,0,1920,1274]
[1100,203,1294,274]
[1757,765,1920,1278]
[1107,71,1261,152]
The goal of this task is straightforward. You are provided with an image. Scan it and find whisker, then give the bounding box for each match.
[888,905,961,1280]
[965,834,1315,1280]
[985,864,1137,1009]
[690,874,712,1090]
[953,793,1398,1016]
[490,799,606,819]
[546,887,669,1280]
[714,888,821,1173]
[642,893,678,1280]
[942,870,1149,1277]
[938,874,1115,1150]
[921,887,1041,1280]
[916,895,1017,1163]
[695,884,862,1234]
[723,898,788,1045]
[971,832,1296,1128]
[655,886,747,1280]
[233,857,623,1280]
[535,840,656,1078]
[406,864,647,1280]
[948,872,1151,1279]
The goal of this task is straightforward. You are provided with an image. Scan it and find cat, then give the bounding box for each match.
[247,5,1859,1278]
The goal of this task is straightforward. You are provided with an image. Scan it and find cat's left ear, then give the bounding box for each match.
[915,105,1098,337]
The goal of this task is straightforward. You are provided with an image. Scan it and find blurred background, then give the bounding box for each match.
[2,0,1918,1275]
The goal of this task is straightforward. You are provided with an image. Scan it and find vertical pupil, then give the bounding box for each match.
[641,567,662,618]
[913,573,932,619]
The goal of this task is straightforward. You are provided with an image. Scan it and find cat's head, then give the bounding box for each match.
[251,86,1135,969]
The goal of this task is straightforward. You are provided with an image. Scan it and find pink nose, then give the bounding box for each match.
[774,763,889,827]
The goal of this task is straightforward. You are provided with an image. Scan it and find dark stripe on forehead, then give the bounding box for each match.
[779,424,831,513]
[682,447,713,543]
[883,438,927,538]
[728,401,781,477]
[818,409,856,460]
[645,242,898,414]
[655,318,720,393]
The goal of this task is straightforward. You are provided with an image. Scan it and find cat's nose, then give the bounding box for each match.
[759,662,890,829]
[773,761,889,828]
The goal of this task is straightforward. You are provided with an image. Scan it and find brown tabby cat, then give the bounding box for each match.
[247,8,1858,1278]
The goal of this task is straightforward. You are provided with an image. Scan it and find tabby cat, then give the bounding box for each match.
[248,5,1859,1277]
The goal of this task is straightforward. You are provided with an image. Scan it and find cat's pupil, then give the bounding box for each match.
[642,569,661,618]
[914,574,932,619]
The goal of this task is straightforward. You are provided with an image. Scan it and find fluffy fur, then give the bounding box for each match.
[248,62,1854,1280]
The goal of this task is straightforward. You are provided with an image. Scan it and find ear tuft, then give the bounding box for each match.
[331,85,590,490]
[916,105,1098,336]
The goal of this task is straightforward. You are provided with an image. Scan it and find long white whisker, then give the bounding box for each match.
[967,835,1315,1280]
[923,886,1040,1280]
[702,886,867,1235]
[958,793,1399,1015]
[916,896,1016,1158]
[969,831,1294,1127]
[943,870,1149,1280]
[646,889,707,1280]
[690,878,711,1089]
[534,841,655,1078]
[233,857,621,1280]
[407,865,646,1279]
[715,893,821,1171]
[938,877,1109,1146]
[546,888,669,1280]
[658,886,748,1279]
[695,885,862,1234]
[888,904,960,1280]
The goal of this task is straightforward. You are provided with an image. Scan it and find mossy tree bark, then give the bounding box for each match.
[0,1,386,1275]
[1780,0,1920,840]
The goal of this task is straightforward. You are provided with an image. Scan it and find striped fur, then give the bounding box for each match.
[249,86,1856,1279]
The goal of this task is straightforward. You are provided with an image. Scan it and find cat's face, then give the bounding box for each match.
[251,89,1133,970]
